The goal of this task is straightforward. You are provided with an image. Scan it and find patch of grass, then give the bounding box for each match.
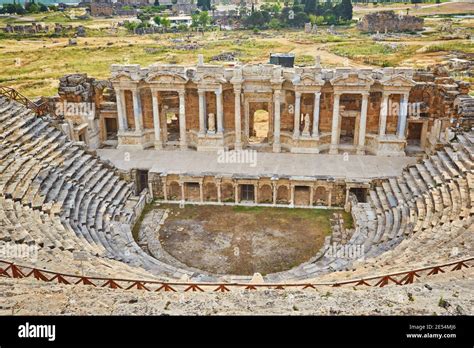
[422,42,474,54]
[131,200,157,241]
[328,42,421,67]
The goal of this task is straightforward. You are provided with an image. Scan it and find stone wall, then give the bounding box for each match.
[90,62,472,154]
[358,11,424,33]
[53,74,113,148]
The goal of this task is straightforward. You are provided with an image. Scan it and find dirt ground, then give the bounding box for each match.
[158,204,348,276]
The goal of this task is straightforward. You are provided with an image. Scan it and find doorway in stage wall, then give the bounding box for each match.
[407,122,422,147]
[249,109,269,144]
[136,169,149,194]
[406,121,424,154]
[245,98,273,151]
[105,118,118,140]
[161,91,181,146]
[340,115,356,145]
[165,110,180,142]
[350,187,367,203]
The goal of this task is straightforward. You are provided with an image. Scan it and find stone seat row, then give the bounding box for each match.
[0,96,196,281]
[266,132,473,282]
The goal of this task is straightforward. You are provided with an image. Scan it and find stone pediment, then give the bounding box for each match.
[110,72,135,82]
[293,72,324,87]
[145,72,188,84]
[330,72,374,87]
[194,73,227,85]
[380,74,416,87]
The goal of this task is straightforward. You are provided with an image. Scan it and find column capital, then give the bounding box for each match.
[215,89,222,96]
[295,91,302,97]
[333,91,342,97]
[233,87,241,94]
[197,89,205,96]
[382,91,391,98]
[273,89,282,96]
[361,91,370,97]
[314,91,322,97]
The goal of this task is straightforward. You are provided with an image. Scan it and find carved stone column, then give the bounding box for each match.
[178,90,187,150]
[198,90,206,135]
[234,183,239,204]
[290,184,295,206]
[398,92,409,139]
[293,91,301,139]
[273,90,281,153]
[216,89,224,134]
[379,92,390,137]
[132,88,143,133]
[234,87,242,150]
[180,182,185,202]
[312,91,321,138]
[217,181,222,203]
[115,88,127,131]
[151,90,162,149]
[357,92,369,155]
[272,183,277,205]
[199,181,204,203]
[329,92,341,154]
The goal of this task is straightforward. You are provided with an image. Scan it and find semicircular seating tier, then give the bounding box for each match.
[0,95,472,285]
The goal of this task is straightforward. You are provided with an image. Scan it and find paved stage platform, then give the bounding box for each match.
[97,149,418,180]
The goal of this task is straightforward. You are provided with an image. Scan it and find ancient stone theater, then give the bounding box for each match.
[0,57,472,313]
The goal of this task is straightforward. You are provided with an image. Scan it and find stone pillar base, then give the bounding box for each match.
[329,145,338,155]
[180,142,187,151]
[154,141,163,150]
[356,146,365,155]
[273,143,281,153]
[234,142,242,151]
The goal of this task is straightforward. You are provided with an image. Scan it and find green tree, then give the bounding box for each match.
[198,10,210,27]
[26,0,40,13]
[191,13,199,27]
[244,10,271,28]
[304,0,316,14]
[153,15,161,25]
[268,18,281,29]
[338,0,352,21]
[161,16,170,29]
[289,11,309,27]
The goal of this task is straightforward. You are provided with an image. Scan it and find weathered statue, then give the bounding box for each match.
[302,113,311,136]
[208,113,216,133]
[315,55,321,68]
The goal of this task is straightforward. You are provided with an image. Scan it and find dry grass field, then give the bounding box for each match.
[0,1,472,98]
